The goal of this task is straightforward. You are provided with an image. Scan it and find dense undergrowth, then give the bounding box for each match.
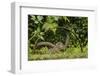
[28,47,88,60]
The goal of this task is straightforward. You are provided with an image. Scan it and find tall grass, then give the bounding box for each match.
[28,47,88,61]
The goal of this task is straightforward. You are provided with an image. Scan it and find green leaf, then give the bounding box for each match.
[31,16,36,20]
[40,36,44,40]
[42,22,58,33]
[37,16,43,21]
[63,16,70,22]
[35,20,39,24]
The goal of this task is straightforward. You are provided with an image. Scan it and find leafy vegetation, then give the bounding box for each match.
[28,15,88,61]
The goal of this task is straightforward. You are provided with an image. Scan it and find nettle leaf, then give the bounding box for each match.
[47,16,55,23]
[42,22,58,33]
[37,16,43,21]
[60,16,70,23]
[40,32,44,35]
[34,20,39,24]
[31,16,36,20]
[64,17,70,22]
[39,36,44,40]
[54,16,59,21]
[29,27,44,41]
[42,23,50,32]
